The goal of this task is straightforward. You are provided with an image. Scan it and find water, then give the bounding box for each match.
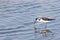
[0,0,60,40]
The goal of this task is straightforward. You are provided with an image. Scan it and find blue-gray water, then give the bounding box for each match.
[0,0,60,40]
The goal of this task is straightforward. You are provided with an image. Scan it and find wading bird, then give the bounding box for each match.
[34,17,55,30]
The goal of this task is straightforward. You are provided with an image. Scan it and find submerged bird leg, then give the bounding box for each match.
[40,22,47,36]
[44,22,47,30]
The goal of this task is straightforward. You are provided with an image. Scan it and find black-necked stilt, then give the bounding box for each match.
[34,17,55,30]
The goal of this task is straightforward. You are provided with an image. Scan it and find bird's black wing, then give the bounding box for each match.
[42,17,55,21]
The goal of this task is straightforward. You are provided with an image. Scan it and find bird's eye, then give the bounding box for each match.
[39,19,40,20]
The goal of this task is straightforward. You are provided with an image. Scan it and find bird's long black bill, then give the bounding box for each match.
[34,21,36,24]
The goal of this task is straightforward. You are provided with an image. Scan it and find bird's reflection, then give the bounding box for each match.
[33,27,55,40]
[34,27,54,37]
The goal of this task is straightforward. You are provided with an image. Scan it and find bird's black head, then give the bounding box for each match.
[34,18,38,24]
[35,18,40,21]
[35,18,38,20]
[34,18,40,24]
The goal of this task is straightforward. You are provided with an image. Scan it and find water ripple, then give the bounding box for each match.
[0,26,24,31]
[0,0,60,40]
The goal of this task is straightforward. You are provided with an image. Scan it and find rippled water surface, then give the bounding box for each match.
[0,0,60,40]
